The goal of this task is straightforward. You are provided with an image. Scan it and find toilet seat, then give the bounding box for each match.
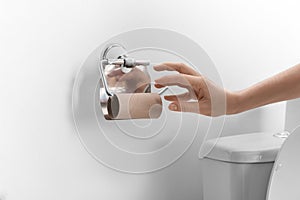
[267,126,300,200]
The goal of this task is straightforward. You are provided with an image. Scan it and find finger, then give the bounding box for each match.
[164,92,192,101]
[168,101,199,113]
[153,62,200,76]
[155,74,198,89]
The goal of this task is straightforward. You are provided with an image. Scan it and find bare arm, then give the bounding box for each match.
[154,63,300,116]
[233,63,300,114]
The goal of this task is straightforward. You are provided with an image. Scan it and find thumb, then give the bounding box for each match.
[168,101,199,114]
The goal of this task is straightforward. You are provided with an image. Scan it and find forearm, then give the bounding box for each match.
[230,64,300,114]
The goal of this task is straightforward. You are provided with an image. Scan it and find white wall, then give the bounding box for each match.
[0,0,299,199]
[285,99,300,132]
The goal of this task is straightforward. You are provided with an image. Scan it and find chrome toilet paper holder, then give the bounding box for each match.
[99,43,152,119]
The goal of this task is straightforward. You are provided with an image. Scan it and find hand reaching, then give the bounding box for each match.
[154,62,238,116]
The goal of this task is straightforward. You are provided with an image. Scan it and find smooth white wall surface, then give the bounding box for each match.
[285,99,300,132]
[0,0,299,199]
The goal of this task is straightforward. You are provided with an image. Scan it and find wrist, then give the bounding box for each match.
[226,90,244,115]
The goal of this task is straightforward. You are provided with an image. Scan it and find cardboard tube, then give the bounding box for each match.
[107,93,162,120]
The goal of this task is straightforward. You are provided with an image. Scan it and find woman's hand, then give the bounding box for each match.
[154,62,239,116]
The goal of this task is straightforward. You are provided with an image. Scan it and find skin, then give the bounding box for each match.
[154,62,300,116]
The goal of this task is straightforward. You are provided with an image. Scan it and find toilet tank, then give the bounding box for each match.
[201,132,285,200]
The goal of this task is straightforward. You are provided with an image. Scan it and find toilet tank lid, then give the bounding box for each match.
[203,132,286,163]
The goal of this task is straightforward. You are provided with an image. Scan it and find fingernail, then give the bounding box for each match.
[169,103,178,111]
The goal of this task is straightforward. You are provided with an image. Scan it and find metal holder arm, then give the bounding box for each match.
[99,43,151,120]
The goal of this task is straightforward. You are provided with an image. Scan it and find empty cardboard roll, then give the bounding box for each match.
[107,93,162,120]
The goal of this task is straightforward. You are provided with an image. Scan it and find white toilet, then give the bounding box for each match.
[201,132,286,200]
